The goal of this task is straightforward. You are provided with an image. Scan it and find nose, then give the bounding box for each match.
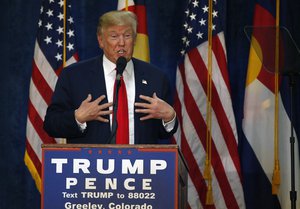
[118,36,125,46]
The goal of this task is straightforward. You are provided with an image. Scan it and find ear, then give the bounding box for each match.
[97,34,104,49]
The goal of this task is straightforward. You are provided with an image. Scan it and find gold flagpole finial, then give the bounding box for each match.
[125,0,129,11]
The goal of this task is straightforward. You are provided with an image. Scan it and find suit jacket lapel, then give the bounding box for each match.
[90,56,111,137]
[90,56,108,101]
[133,59,154,143]
[134,62,145,102]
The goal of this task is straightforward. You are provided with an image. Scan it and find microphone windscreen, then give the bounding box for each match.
[116,56,127,75]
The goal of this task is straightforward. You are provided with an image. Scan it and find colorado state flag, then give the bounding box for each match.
[118,0,150,62]
[242,0,300,208]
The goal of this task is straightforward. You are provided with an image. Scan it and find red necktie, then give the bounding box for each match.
[113,76,129,144]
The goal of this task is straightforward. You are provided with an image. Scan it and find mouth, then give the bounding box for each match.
[117,49,126,55]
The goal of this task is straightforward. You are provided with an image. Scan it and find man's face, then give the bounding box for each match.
[97,25,135,63]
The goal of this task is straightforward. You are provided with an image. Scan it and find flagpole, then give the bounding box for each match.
[60,0,67,144]
[204,0,213,205]
[63,0,67,67]
[272,0,280,194]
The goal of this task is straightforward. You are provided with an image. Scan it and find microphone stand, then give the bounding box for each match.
[287,72,297,209]
[107,76,122,144]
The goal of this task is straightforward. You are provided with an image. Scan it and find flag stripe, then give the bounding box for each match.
[33,41,58,90]
[31,61,53,105]
[25,138,42,177]
[132,5,147,35]
[257,66,276,92]
[26,119,43,162]
[212,34,231,93]
[27,100,56,144]
[29,78,49,120]
[253,4,275,26]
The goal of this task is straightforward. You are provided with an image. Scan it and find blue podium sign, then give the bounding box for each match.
[42,145,180,209]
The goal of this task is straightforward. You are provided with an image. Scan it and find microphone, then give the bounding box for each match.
[108,56,127,144]
[116,56,127,80]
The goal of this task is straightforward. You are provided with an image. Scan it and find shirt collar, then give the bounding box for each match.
[102,55,133,78]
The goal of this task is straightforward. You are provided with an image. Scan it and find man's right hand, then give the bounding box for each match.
[75,94,113,123]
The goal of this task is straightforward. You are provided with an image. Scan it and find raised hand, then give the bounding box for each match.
[135,92,175,122]
[75,94,113,123]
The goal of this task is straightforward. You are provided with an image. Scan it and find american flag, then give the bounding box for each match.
[174,0,246,208]
[24,0,78,192]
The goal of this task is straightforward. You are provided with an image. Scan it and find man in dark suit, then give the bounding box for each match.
[43,10,177,144]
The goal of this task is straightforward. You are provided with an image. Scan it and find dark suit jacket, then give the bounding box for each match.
[43,56,178,144]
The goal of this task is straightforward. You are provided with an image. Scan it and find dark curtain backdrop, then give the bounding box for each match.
[0,0,299,209]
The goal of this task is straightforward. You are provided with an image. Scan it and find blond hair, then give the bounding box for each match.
[97,10,137,36]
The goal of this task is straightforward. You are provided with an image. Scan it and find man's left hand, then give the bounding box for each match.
[134,93,175,122]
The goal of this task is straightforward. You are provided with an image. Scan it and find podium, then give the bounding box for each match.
[41,144,188,209]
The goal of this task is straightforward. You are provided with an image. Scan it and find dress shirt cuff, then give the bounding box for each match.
[162,113,176,132]
[75,110,87,132]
